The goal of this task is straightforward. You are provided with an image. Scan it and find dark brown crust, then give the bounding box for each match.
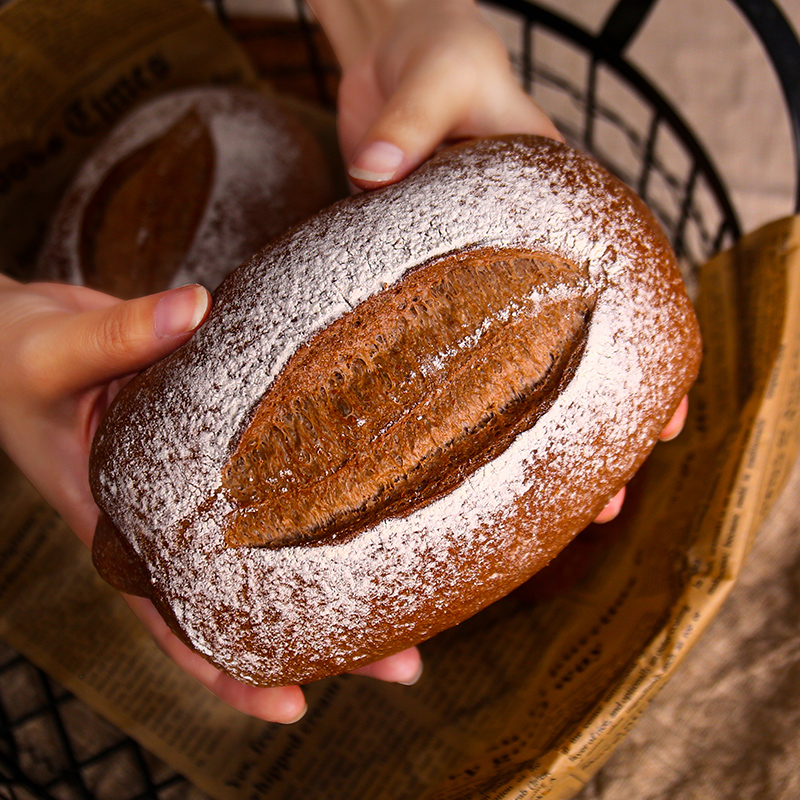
[92,513,152,597]
[37,86,337,296]
[80,110,215,298]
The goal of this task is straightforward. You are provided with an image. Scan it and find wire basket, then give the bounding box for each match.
[2,1,798,798]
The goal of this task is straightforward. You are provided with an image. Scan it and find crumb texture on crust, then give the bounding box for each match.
[223,248,596,548]
[90,135,702,687]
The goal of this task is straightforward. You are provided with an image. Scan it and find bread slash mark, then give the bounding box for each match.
[222,247,597,548]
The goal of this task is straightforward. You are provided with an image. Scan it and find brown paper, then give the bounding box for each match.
[1,2,800,798]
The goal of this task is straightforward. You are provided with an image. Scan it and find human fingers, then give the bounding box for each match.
[659,395,689,441]
[17,284,210,399]
[593,487,626,525]
[346,41,559,188]
[592,396,689,525]
[126,596,308,724]
[348,647,423,685]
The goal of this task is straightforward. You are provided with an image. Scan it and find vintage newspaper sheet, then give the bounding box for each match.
[0,0,259,280]
[2,1,800,798]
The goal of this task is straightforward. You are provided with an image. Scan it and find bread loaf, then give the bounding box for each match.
[89,135,702,687]
[37,86,335,297]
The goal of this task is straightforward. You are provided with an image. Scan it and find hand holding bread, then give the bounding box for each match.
[1,0,698,723]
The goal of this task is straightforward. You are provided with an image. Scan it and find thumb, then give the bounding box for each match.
[38,284,210,396]
[346,57,561,189]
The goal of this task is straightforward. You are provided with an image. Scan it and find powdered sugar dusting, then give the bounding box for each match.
[92,136,697,685]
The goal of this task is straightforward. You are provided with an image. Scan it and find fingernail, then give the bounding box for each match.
[594,487,625,524]
[398,662,424,686]
[348,141,405,183]
[282,703,308,724]
[660,416,686,442]
[660,426,682,442]
[154,285,209,338]
[660,399,688,441]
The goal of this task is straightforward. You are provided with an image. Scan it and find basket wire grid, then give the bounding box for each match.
[0,641,200,800]
[2,0,799,798]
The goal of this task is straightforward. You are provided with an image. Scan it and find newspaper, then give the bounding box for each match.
[0,0,259,279]
[2,2,800,798]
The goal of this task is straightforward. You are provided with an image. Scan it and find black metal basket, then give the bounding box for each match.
[2,1,799,798]
[485,0,800,288]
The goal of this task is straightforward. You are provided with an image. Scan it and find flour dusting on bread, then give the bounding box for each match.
[90,136,701,686]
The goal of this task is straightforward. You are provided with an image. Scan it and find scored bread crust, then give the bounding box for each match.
[89,135,701,687]
[37,86,334,296]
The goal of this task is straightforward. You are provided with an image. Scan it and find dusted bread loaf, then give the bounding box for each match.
[89,135,702,687]
[37,86,335,298]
